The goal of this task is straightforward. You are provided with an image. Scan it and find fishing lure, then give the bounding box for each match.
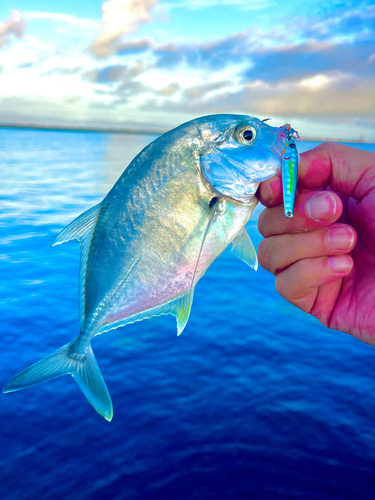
[282,125,299,218]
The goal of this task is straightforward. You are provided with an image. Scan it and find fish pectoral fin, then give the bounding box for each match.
[52,202,102,246]
[173,289,194,336]
[231,228,258,271]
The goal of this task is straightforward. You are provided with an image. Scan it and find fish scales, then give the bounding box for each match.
[84,144,207,331]
[3,114,288,421]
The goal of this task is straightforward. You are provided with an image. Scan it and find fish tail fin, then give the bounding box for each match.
[2,339,113,422]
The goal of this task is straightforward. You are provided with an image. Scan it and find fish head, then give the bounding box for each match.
[197,114,284,204]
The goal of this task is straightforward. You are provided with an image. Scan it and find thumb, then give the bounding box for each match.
[299,143,375,201]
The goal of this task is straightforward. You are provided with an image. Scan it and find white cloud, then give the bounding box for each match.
[164,0,273,12]
[300,74,330,89]
[0,10,27,49]
[0,5,374,141]
[91,0,157,57]
[241,73,375,118]
[24,11,100,28]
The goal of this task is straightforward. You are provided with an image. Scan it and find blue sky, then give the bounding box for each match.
[0,0,374,140]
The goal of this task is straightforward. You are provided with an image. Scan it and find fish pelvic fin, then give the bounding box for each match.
[231,228,258,271]
[2,339,113,422]
[175,289,194,336]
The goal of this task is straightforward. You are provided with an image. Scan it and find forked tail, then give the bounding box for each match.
[2,339,113,421]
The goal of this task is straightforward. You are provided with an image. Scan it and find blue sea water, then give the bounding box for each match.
[1,128,375,500]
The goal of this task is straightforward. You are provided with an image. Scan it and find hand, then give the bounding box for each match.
[257,143,375,346]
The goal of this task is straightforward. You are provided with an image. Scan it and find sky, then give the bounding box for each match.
[0,0,374,140]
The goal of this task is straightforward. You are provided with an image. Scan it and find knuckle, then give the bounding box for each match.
[257,238,268,265]
[257,237,277,274]
[257,210,268,237]
[257,205,285,238]
[275,272,288,298]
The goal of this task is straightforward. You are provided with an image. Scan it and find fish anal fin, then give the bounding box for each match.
[231,228,258,271]
[52,202,102,246]
[96,289,195,338]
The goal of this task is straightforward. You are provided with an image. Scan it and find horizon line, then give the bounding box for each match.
[0,121,374,144]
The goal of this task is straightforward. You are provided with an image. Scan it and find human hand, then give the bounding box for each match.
[257,143,375,346]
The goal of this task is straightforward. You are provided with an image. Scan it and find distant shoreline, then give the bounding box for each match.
[0,122,374,144]
[0,122,165,136]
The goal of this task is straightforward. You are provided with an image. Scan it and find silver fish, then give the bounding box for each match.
[3,114,284,421]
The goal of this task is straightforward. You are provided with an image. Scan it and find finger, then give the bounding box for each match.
[258,223,357,275]
[257,174,283,207]
[258,190,343,238]
[310,280,343,328]
[299,143,375,200]
[275,255,353,313]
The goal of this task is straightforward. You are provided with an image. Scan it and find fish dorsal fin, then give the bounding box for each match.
[52,203,102,246]
[231,228,258,271]
[53,203,102,328]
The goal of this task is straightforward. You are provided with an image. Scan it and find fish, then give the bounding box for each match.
[3,114,285,421]
[281,124,300,218]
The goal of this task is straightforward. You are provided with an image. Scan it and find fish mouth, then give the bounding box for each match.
[270,128,287,165]
[199,120,293,205]
[272,124,299,161]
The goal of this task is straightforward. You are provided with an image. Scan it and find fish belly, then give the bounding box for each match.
[83,174,252,338]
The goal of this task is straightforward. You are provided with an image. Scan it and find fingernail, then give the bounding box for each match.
[328,255,353,273]
[306,192,337,221]
[327,226,355,251]
[261,182,273,204]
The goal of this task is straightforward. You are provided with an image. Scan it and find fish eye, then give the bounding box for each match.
[237,126,257,145]
[289,143,296,149]
[243,130,254,141]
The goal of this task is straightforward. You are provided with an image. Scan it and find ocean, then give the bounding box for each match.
[1,128,375,500]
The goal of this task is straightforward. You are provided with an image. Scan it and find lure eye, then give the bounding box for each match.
[289,143,296,149]
[237,126,257,145]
